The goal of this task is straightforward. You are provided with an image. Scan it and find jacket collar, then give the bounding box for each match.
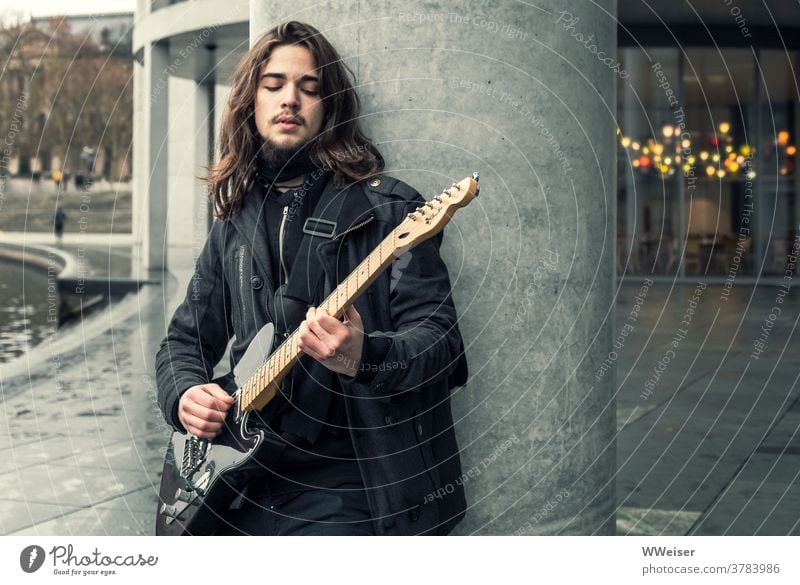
[228,173,376,293]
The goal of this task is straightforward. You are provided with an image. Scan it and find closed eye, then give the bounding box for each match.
[262,85,319,96]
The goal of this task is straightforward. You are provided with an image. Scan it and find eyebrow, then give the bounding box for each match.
[260,73,319,83]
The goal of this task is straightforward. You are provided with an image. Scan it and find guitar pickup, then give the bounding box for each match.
[160,502,188,525]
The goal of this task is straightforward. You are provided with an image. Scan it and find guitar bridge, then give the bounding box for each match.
[180,436,209,477]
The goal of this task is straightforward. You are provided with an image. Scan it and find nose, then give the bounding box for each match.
[280,83,300,110]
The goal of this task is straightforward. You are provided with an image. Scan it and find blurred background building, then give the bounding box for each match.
[0,12,133,180]
[617,3,800,284]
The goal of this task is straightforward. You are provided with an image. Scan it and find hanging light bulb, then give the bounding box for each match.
[787,145,797,156]
[706,166,716,176]
[717,169,726,178]
[719,122,731,134]
[681,138,691,149]
[632,141,640,151]
[662,125,675,138]
[700,151,709,160]
[778,131,790,146]
[621,136,631,148]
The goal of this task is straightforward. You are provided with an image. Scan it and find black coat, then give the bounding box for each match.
[155,174,468,535]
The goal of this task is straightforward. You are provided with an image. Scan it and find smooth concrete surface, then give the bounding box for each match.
[132,41,170,272]
[251,0,618,534]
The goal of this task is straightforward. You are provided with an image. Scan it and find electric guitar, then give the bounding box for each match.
[156,174,479,535]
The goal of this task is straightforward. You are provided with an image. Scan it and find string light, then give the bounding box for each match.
[618,124,761,178]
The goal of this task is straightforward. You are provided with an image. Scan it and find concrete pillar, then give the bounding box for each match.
[166,77,214,259]
[251,0,617,535]
[133,40,170,273]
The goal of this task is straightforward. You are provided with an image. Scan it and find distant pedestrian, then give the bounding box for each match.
[54,205,67,244]
[51,169,62,194]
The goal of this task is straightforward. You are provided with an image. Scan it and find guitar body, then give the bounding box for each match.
[155,175,479,535]
[156,324,277,536]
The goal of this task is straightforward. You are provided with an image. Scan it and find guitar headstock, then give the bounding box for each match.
[392,174,479,256]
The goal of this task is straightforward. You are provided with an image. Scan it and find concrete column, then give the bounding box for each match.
[133,40,170,273]
[165,77,214,260]
[251,0,617,535]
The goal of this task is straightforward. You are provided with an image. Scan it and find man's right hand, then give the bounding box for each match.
[178,383,235,439]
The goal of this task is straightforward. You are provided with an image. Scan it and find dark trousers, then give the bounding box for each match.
[214,482,375,536]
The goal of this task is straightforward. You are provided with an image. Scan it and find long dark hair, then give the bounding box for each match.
[207,21,384,219]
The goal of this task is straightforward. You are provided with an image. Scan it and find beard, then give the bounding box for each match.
[258,136,313,170]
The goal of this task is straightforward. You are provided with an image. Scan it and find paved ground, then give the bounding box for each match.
[0,241,798,535]
[0,241,186,536]
[614,280,800,536]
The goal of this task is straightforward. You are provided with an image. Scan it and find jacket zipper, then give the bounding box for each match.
[278,205,289,284]
[237,244,246,315]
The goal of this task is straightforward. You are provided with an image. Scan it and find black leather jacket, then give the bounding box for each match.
[155,174,468,535]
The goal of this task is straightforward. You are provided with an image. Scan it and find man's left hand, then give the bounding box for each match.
[298,305,364,377]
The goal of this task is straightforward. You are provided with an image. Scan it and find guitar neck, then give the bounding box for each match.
[238,229,398,413]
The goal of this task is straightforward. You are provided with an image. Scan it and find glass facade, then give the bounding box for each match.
[617,46,799,279]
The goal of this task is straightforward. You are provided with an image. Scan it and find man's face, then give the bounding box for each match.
[254,44,325,158]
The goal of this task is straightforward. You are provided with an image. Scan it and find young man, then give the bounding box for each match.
[155,21,468,536]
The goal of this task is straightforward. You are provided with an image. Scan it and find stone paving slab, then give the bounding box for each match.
[8,505,151,536]
[0,499,83,534]
[0,435,75,474]
[93,486,161,514]
[690,453,800,535]
[0,463,150,508]
[616,506,701,536]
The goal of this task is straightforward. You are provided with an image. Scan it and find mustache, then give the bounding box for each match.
[274,113,305,124]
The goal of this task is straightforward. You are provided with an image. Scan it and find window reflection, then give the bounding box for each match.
[617,47,798,279]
